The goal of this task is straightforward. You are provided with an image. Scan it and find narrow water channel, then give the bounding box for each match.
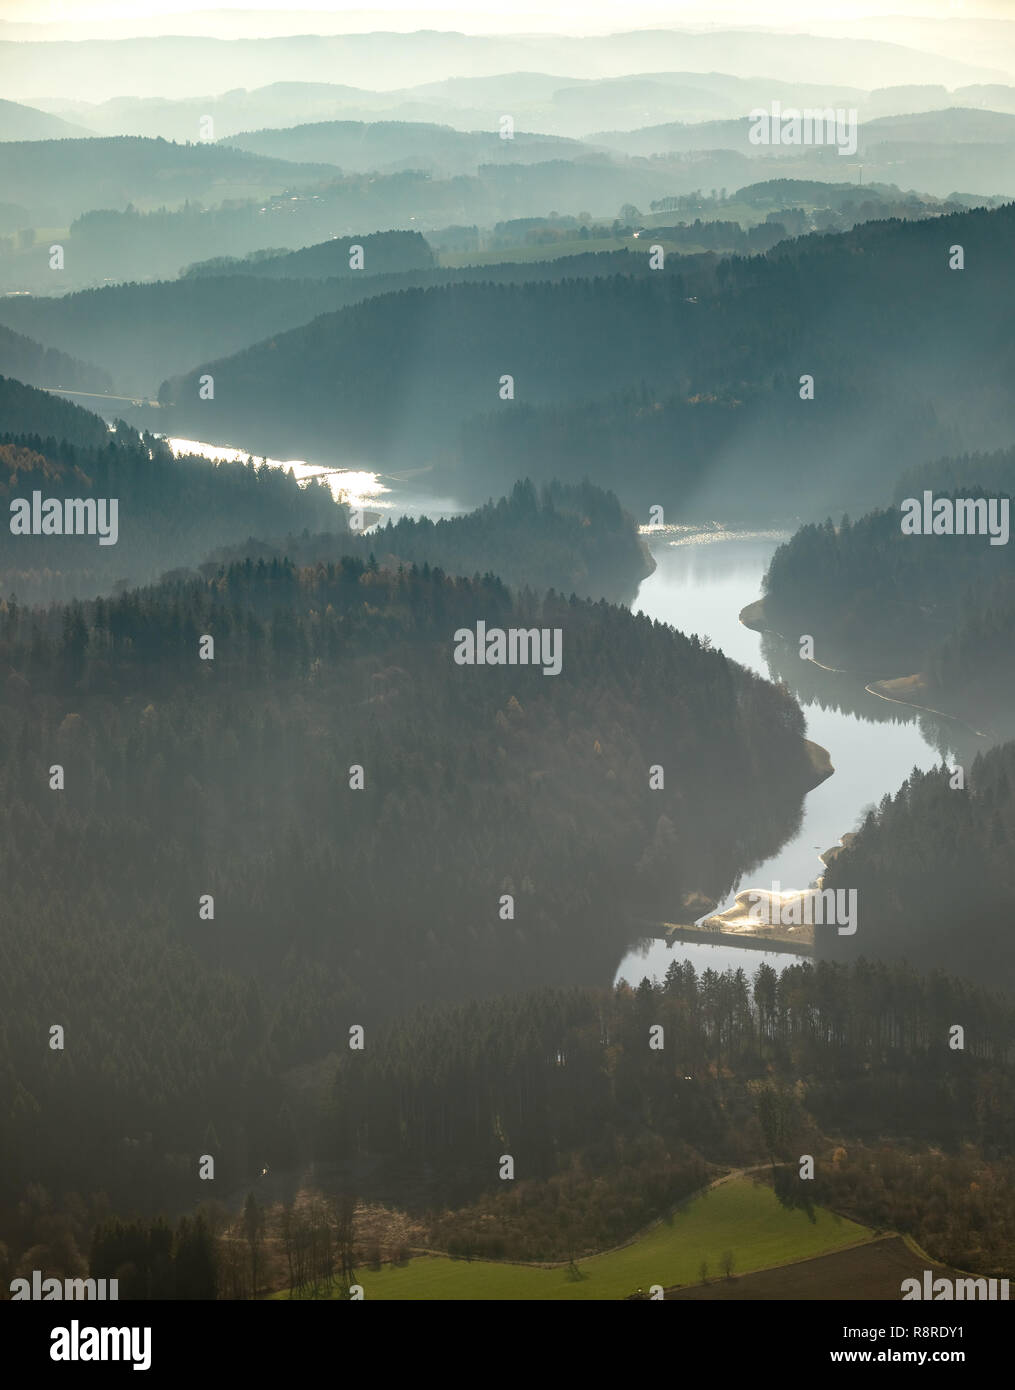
[613,527,963,985]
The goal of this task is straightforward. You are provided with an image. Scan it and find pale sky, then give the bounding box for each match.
[0,1,1009,31]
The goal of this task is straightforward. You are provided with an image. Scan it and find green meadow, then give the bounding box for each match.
[273,1177,872,1301]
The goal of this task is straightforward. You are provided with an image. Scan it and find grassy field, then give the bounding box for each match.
[272,1176,872,1301]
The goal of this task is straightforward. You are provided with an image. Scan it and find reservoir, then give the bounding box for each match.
[613,526,968,986]
[163,439,964,989]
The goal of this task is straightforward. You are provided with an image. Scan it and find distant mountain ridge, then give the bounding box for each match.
[0,135,339,224]
[30,72,1015,144]
[0,98,92,142]
[223,119,586,174]
[0,324,111,395]
[0,29,1000,105]
[179,229,435,280]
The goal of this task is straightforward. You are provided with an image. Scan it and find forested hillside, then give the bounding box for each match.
[454,381,948,520]
[0,378,654,602]
[205,479,654,604]
[895,442,1015,502]
[180,228,434,280]
[0,247,699,395]
[8,957,1013,1288]
[0,154,743,287]
[0,560,818,1220]
[819,744,1015,995]
[327,962,1015,1267]
[0,135,336,224]
[7,5,1015,1317]
[223,120,583,173]
[158,203,1015,519]
[0,97,90,141]
[761,489,1015,726]
[762,504,1011,672]
[0,381,345,601]
[0,325,110,394]
[0,374,113,448]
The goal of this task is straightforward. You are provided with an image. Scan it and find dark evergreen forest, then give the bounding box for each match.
[157,203,1015,519]
[0,389,344,602]
[4,66,1015,1307]
[332,962,1015,1270]
[7,960,1014,1293]
[0,246,704,395]
[0,556,818,1252]
[762,488,1015,728]
[204,478,653,604]
[0,328,111,396]
[0,382,652,603]
[818,743,1015,996]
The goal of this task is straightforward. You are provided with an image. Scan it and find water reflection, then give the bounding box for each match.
[757,629,978,766]
[613,531,952,985]
[616,937,791,988]
[164,436,464,522]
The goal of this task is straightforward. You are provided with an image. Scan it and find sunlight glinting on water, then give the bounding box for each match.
[165,436,390,511]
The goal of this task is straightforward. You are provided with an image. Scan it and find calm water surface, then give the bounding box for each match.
[613,527,963,985]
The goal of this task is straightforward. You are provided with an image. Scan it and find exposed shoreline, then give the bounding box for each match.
[803,738,834,788]
[865,675,992,740]
[739,597,990,738]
